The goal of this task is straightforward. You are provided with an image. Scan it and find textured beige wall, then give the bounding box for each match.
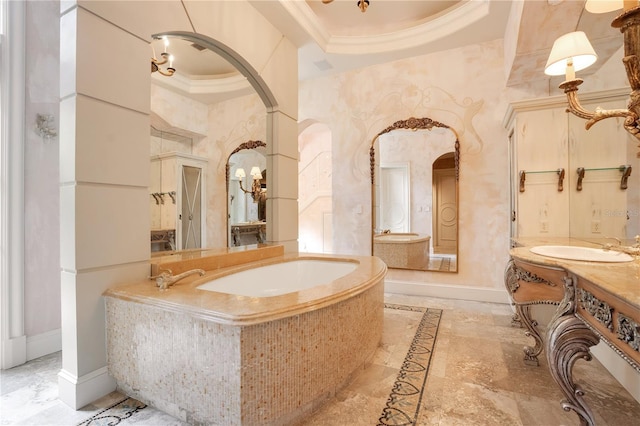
[300,39,515,289]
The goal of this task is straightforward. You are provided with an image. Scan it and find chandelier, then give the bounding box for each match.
[544,1,640,156]
[235,167,265,203]
[322,0,369,13]
[151,36,175,77]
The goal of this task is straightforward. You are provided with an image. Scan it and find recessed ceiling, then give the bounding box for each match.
[151,36,252,105]
[305,0,462,37]
[152,1,625,105]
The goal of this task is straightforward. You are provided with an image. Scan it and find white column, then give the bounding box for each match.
[58,3,150,408]
[266,109,299,252]
[0,0,27,370]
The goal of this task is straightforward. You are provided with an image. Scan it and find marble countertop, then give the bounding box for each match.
[105,252,387,326]
[510,237,639,308]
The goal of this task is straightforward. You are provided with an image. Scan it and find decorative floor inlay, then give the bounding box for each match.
[77,397,147,426]
[378,305,442,426]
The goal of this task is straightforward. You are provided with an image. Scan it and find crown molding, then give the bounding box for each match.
[282,0,490,55]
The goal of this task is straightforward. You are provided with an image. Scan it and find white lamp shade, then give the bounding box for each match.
[250,166,263,179]
[235,168,246,178]
[585,0,623,14]
[544,31,597,76]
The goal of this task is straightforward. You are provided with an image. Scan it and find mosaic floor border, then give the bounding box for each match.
[77,397,147,426]
[378,306,442,426]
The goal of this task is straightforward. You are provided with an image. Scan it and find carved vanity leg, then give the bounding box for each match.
[505,259,543,365]
[504,259,523,327]
[516,304,543,366]
[545,276,599,426]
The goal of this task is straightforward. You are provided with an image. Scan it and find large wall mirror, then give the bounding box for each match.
[504,0,638,245]
[371,117,460,273]
[568,97,639,242]
[226,140,267,247]
[510,94,639,245]
[149,34,266,252]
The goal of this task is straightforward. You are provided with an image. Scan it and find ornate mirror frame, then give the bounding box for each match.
[226,140,267,247]
[370,117,460,272]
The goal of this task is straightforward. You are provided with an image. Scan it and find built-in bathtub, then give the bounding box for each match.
[104,251,386,425]
[373,232,430,269]
[197,259,357,297]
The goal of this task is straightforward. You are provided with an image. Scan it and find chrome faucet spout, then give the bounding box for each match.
[150,268,205,290]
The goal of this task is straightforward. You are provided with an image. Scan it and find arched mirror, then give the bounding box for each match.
[149,34,267,252]
[370,117,460,272]
[226,140,267,247]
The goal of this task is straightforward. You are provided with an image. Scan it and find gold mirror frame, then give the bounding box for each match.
[226,140,267,247]
[370,117,460,272]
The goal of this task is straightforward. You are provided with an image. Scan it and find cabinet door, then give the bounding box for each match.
[180,165,202,249]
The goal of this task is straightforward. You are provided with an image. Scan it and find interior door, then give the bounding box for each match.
[433,168,457,253]
[380,164,410,233]
[181,165,202,249]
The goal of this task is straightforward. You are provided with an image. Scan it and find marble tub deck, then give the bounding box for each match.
[105,251,386,425]
[2,294,640,425]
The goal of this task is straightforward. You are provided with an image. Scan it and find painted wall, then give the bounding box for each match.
[23,0,61,355]
[298,123,333,253]
[300,39,522,290]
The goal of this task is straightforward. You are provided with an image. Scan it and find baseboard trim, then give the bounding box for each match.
[384,279,510,304]
[26,328,61,361]
[58,366,116,409]
[1,335,26,369]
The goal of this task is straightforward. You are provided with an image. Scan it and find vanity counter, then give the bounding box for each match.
[510,238,639,308]
[506,237,639,425]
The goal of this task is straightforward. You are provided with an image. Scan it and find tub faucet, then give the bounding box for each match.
[150,268,205,290]
[602,235,640,257]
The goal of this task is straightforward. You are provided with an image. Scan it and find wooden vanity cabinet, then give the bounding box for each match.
[574,275,640,370]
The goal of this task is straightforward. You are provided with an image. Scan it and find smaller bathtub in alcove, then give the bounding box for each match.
[373,232,431,269]
[104,252,386,426]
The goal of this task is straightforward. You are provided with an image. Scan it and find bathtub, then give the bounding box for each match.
[104,252,386,425]
[197,259,357,297]
[373,232,431,269]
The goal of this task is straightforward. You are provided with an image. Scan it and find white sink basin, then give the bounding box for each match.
[530,245,634,263]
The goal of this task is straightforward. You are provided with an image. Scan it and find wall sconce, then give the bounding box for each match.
[151,36,175,77]
[544,1,640,157]
[35,113,57,141]
[235,167,265,202]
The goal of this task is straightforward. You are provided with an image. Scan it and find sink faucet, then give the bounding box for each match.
[150,268,205,290]
[602,235,640,257]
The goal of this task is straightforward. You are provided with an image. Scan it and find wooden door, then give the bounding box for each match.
[433,168,457,253]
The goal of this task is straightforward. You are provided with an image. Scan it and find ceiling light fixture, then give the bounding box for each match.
[151,36,175,77]
[322,0,369,13]
[545,1,640,156]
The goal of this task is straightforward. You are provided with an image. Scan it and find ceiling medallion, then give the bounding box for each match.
[322,0,370,13]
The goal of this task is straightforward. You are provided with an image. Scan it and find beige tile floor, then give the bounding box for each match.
[1,294,639,425]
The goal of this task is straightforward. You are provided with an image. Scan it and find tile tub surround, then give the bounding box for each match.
[103,253,386,425]
[373,233,431,269]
